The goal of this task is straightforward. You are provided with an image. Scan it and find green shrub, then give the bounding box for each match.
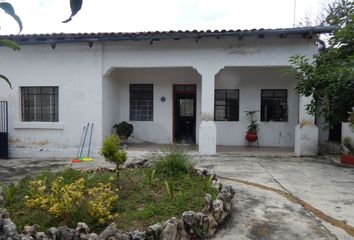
[100,134,127,183]
[1,183,17,206]
[24,176,118,225]
[153,148,192,178]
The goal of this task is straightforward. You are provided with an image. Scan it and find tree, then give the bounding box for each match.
[0,0,83,88]
[288,0,354,128]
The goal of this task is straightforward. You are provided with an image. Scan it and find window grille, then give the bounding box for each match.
[21,86,59,122]
[129,84,153,121]
[214,89,239,121]
[261,89,288,122]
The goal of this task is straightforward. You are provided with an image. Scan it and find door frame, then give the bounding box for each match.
[173,84,197,143]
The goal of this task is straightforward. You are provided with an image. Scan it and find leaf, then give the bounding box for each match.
[63,0,83,23]
[0,74,12,89]
[0,2,23,32]
[0,39,20,51]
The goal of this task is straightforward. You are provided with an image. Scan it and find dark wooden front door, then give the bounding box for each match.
[173,85,196,144]
[0,101,8,159]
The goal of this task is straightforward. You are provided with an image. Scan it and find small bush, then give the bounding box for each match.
[1,183,17,206]
[153,148,192,178]
[101,134,127,182]
[24,176,118,225]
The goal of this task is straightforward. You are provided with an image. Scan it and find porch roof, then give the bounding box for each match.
[0,26,336,46]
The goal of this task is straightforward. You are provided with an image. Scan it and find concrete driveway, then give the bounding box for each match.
[196,155,354,240]
[1,155,354,239]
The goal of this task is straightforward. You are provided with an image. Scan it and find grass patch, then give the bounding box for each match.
[5,167,217,233]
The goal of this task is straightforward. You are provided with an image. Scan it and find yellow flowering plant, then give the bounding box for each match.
[24,176,118,225]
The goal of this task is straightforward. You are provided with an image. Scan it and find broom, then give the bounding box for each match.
[71,125,86,163]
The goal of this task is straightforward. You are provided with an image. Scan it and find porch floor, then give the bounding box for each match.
[124,143,295,157]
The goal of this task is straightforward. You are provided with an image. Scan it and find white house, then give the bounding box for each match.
[0,27,335,158]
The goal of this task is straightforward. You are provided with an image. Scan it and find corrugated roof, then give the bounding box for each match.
[0,26,336,45]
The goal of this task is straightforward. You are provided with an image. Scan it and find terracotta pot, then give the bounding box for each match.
[340,154,354,165]
[245,132,258,142]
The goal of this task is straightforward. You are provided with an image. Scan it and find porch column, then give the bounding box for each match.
[198,69,217,155]
[295,96,319,156]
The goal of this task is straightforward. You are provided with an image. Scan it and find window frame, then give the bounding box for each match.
[21,86,59,122]
[129,84,154,121]
[214,89,240,122]
[260,89,288,122]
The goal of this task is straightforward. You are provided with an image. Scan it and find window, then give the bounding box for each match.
[130,84,153,121]
[261,89,288,122]
[21,87,59,122]
[214,89,239,121]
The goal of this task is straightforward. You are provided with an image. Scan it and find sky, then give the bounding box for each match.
[0,0,330,35]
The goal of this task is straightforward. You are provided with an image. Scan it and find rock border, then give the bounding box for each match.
[0,167,235,240]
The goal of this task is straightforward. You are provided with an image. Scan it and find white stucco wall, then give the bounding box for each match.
[0,33,317,157]
[105,68,201,144]
[0,43,103,158]
[215,67,298,147]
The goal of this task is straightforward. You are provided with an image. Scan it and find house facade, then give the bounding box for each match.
[0,27,334,158]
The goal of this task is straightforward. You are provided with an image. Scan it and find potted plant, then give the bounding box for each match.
[245,111,260,143]
[341,137,354,165]
[113,121,134,140]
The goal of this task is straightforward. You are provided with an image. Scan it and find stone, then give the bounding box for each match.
[175,220,187,240]
[124,159,151,168]
[131,230,146,240]
[182,211,197,228]
[75,223,90,235]
[35,232,48,240]
[47,227,58,240]
[146,223,164,239]
[24,225,37,237]
[114,233,130,240]
[99,223,118,240]
[202,194,213,214]
[0,208,10,219]
[3,218,17,237]
[211,180,222,190]
[87,233,100,240]
[56,226,74,240]
[206,215,217,236]
[160,218,177,240]
[212,200,225,223]
[201,169,215,178]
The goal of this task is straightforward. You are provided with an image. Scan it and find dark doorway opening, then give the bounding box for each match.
[328,123,342,143]
[0,101,9,159]
[173,85,196,144]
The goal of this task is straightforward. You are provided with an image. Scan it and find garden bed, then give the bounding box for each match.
[0,148,235,239]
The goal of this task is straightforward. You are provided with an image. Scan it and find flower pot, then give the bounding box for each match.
[340,154,354,165]
[245,132,258,142]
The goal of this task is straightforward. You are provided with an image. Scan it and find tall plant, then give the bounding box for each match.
[100,134,127,184]
[287,0,354,128]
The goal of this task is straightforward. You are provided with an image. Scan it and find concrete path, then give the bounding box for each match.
[196,155,354,240]
[1,155,354,239]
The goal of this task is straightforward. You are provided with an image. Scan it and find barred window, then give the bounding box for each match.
[130,84,153,121]
[21,87,59,122]
[214,89,239,121]
[261,89,288,122]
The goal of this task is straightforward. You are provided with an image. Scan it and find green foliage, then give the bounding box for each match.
[164,180,174,199]
[287,0,354,128]
[8,168,213,232]
[153,148,192,178]
[145,169,156,186]
[113,121,134,139]
[24,176,118,225]
[1,183,17,206]
[247,120,260,134]
[63,0,83,23]
[101,134,127,183]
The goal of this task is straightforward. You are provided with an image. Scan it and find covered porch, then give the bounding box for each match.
[102,65,318,157]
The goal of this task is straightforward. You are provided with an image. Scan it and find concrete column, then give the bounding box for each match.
[198,68,217,155]
[295,96,319,156]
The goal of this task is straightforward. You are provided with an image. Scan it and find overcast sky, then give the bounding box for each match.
[0,0,330,35]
